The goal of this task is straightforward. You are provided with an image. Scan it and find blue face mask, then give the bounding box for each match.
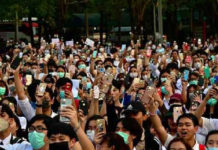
[161,86,168,95]
[116,131,129,144]
[189,80,198,85]
[207,98,217,106]
[60,90,65,99]
[78,64,86,70]
[86,82,92,90]
[207,148,218,150]
[28,131,45,149]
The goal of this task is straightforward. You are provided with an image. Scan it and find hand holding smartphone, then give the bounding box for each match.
[96,119,106,133]
[60,99,72,123]
[37,83,47,96]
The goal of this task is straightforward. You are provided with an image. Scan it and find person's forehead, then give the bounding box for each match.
[178,117,193,124]
[32,120,46,127]
[50,133,69,138]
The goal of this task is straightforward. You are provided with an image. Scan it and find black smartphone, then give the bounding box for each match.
[79,100,88,116]
[11,52,23,70]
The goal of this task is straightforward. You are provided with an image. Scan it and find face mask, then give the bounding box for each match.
[32,69,37,76]
[207,98,217,106]
[74,59,79,65]
[86,130,95,141]
[143,75,148,81]
[78,64,86,70]
[59,90,65,99]
[161,86,168,95]
[130,72,138,78]
[0,87,6,96]
[100,48,104,52]
[189,80,198,85]
[98,68,105,73]
[42,99,50,109]
[28,131,45,149]
[49,142,69,150]
[0,118,9,132]
[194,62,201,69]
[116,131,129,144]
[161,77,167,83]
[207,148,218,150]
[86,82,92,90]
[58,72,65,78]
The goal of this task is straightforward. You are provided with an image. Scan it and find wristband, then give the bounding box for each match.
[36,104,43,107]
[149,112,156,117]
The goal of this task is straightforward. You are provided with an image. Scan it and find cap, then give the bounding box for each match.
[123,101,146,116]
[169,93,183,105]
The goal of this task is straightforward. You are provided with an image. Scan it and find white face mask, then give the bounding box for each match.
[143,75,148,81]
[86,130,95,141]
[194,62,201,69]
[130,72,138,78]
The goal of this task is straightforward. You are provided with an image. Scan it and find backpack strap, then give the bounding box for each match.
[199,144,205,150]
[10,136,24,144]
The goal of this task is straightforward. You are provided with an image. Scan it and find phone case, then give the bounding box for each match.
[173,107,183,123]
[79,100,88,115]
[38,83,47,96]
[64,83,72,92]
[204,67,210,79]
[184,70,189,81]
[26,75,32,86]
[60,98,72,123]
[93,86,100,99]
[133,78,140,85]
[96,119,105,133]
[93,51,97,58]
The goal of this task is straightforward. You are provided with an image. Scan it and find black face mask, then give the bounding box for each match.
[49,142,69,150]
[42,100,50,109]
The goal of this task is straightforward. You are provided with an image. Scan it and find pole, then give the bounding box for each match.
[158,0,163,42]
[153,2,156,42]
[85,9,89,37]
[15,10,19,42]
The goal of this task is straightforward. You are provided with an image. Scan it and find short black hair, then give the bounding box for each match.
[205,130,218,145]
[48,122,78,140]
[28,115,53,129]
[176,113,199,126]
[85,115,104,132]
[56,65,66,72]
[55,77,73,89]
[1,104,15,118]
[166,62,179,71]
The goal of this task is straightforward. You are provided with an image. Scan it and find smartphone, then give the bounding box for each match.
[60,98,72,123]
[216,76,218,84]
[93,85,100,99]
[142,86,155,104]
[69,54,73,59]
[184,70,189,81]
[133,78,140,85]
[137,59,142,66]
[38,83,47,96]
[173,107,183,123]
[11,52,23,70]
[79,100,88,116]
[93,51,97,58]
[96,119,106,133]
[44,54,51,62]
[146,49,152,57]
[26,75,32,86]
[121,44,126,52]
[204,66,210,79]
[64,83,72,93]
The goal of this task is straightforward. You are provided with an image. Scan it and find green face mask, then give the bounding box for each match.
[189,80,198,85]
[210,77,215,85]
[207,98,217,106]
[78,64,86,70]
[116,131,129,144]
[28,131,45,149]
[0,87,6,96]
[58,72,65,78]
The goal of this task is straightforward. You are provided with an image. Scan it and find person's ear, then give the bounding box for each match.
[69,138,76,149]
[194,126,198,133]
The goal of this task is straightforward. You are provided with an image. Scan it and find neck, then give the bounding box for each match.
[43,108,52,117]
[114,99,121,107]
[186,137,196,148]
[0,128,11,140]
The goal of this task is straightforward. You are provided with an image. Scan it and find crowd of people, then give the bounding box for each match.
[0,37,217,150]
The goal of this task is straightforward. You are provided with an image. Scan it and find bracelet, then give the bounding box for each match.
[74,124,80,133]
[36,104,43,107]
[149,112,157,117]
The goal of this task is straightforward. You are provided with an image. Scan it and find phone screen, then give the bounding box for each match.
[60,99,72,123]
[93,51,97,58]
[173,107,183,123]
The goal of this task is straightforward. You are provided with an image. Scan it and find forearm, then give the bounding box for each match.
[43,64,48,74]
[181,87,187,104]
[194,97,208,120]
[14,72,26,100]
[76,127,95,150]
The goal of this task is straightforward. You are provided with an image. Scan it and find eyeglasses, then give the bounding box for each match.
[28,126,47,133]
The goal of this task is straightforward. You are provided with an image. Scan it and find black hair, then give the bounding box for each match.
[77,71,87,77]
[48,122,78,140]
[44,74,55,84]
[47,59,57,68]
[55,77,73,89]
[27,79,41,102]
[100,133,130,150]
[1,104,15,118]
[166,62,179,72]
[176,113,199,126]
[28,115,53,129]
[189,71,199,79]
[45,87,54,99]
[205,130,218,145]
[56,65,66,72]
[167,137,192,150]
[116,117,142,146]
[0,97,17,112]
